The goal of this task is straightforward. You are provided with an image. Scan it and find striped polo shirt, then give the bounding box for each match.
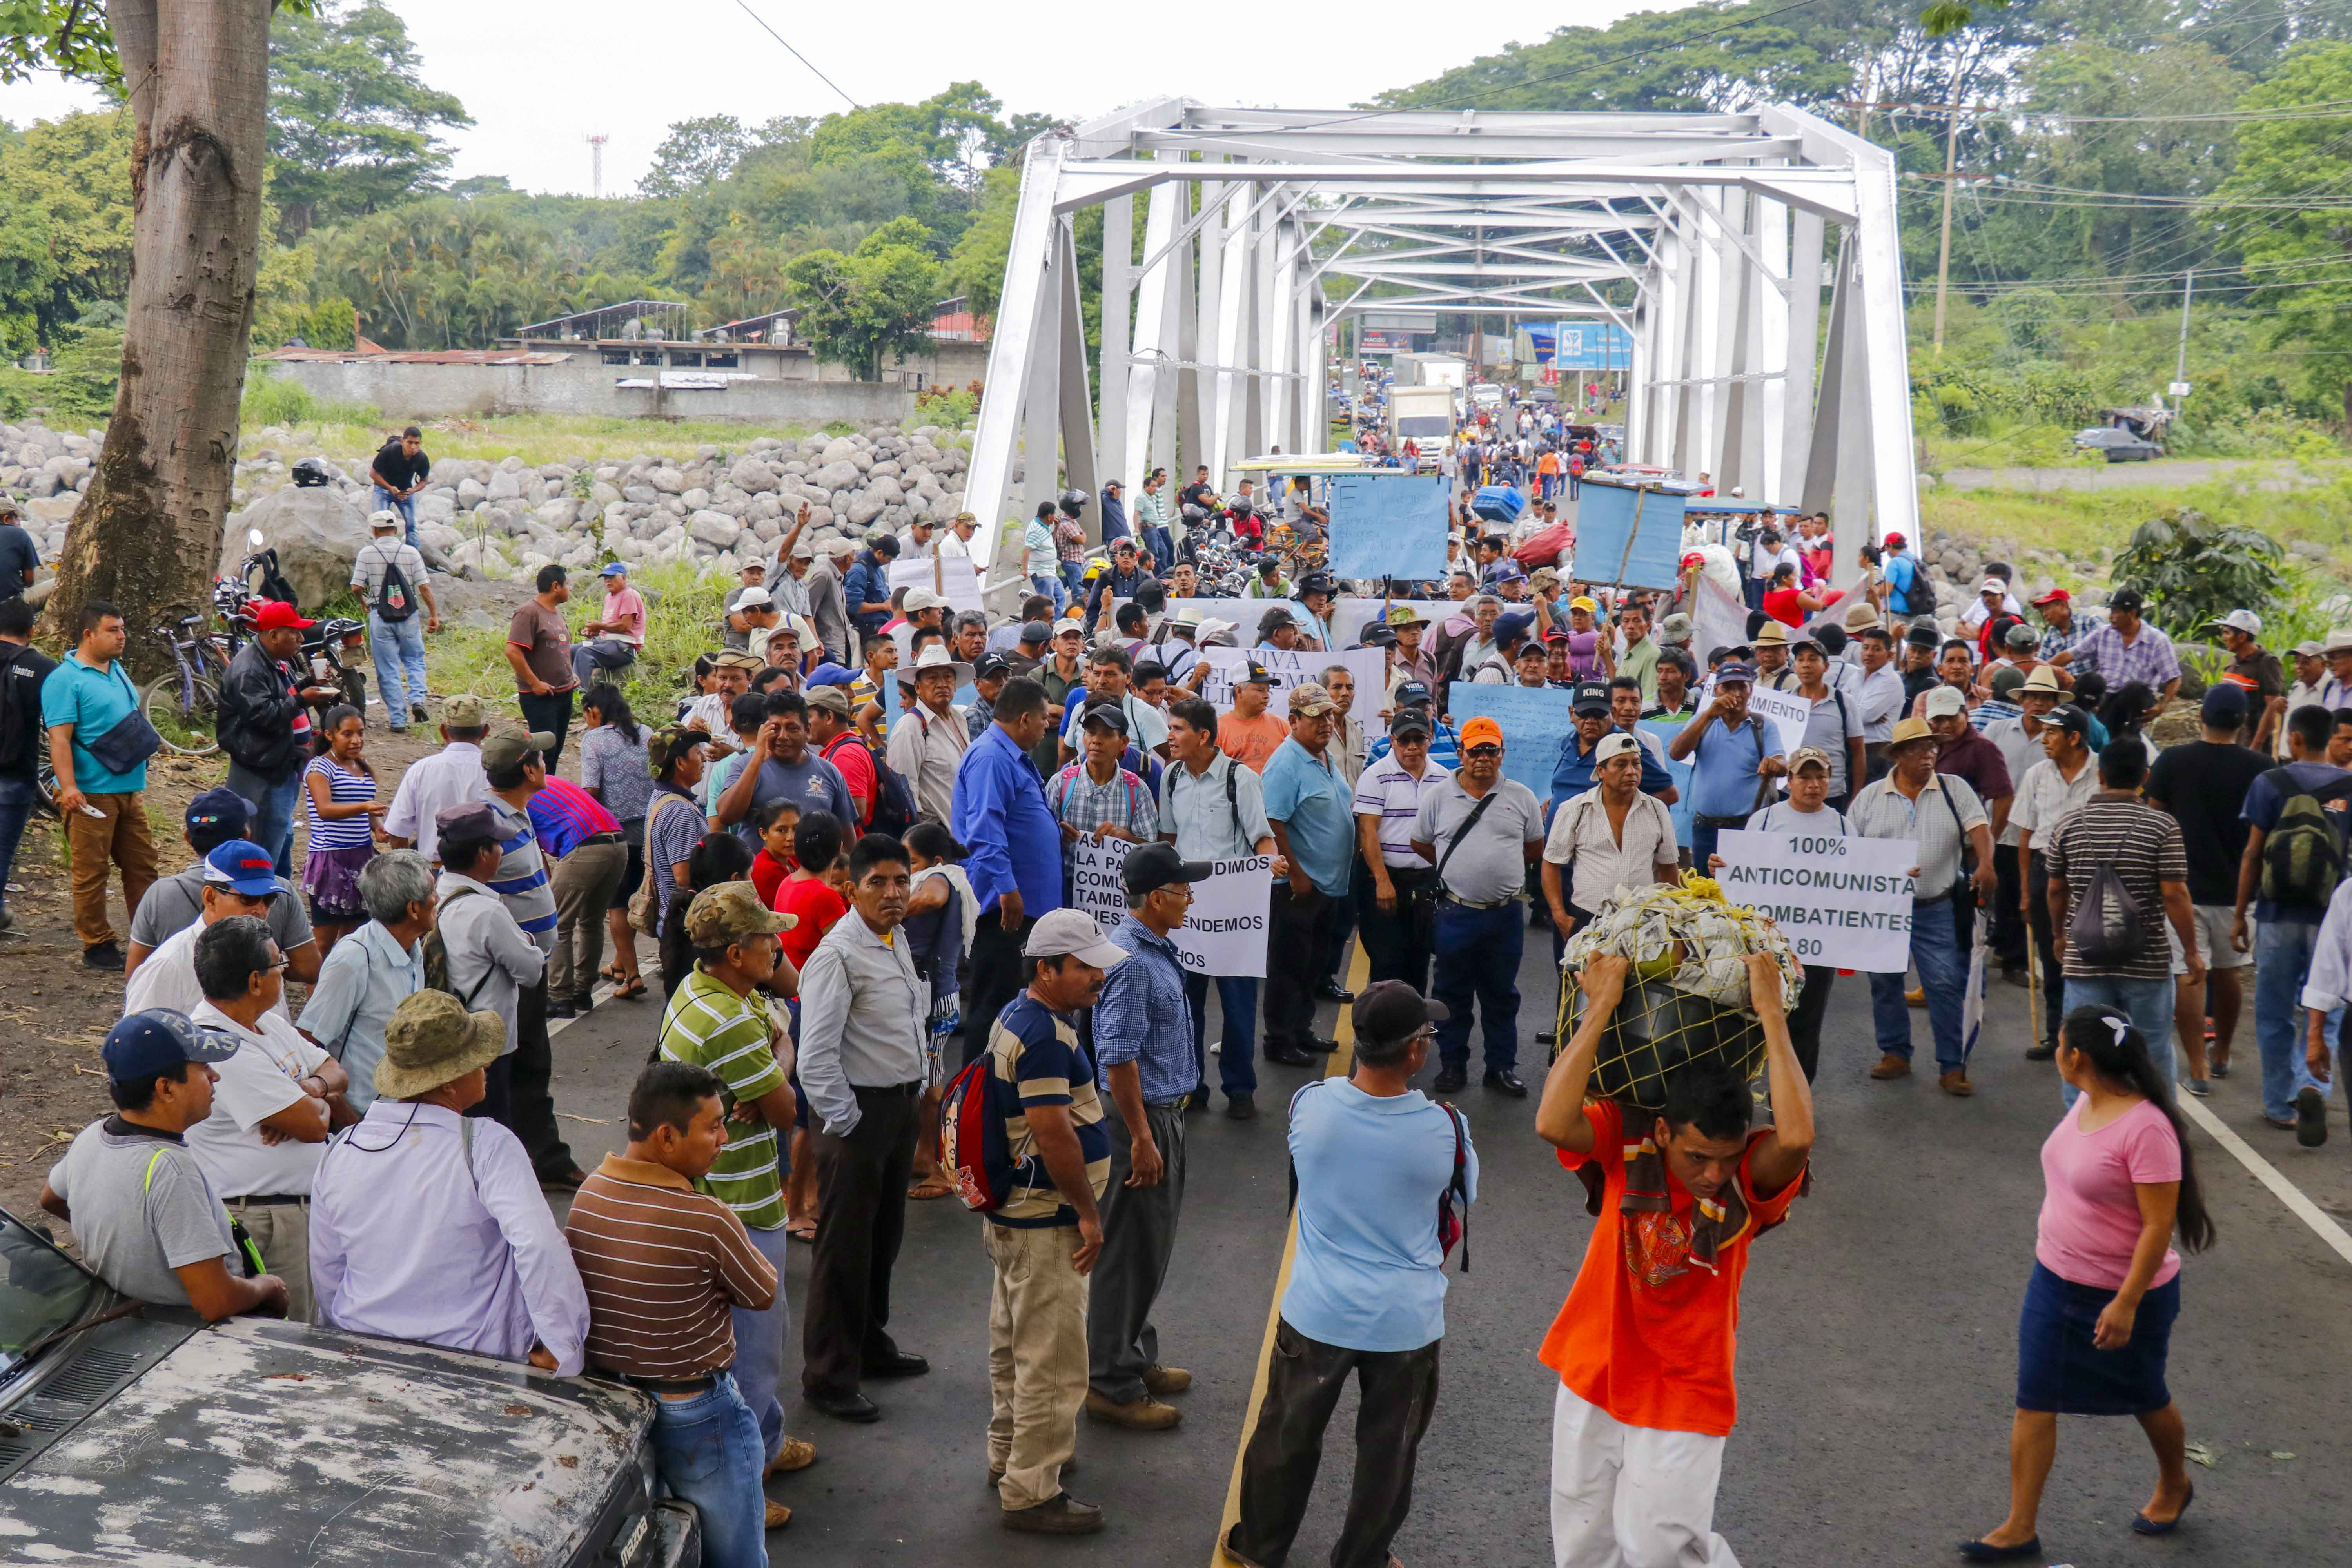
[526,775,620,861]
[987,994,1110,1229]
[1352,753,1454,868]
[483,794,559,954]
[565,1154,779,1379]
[658,970,789,1229]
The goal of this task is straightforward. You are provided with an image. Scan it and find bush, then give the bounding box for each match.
[2111,509,2288,638]
[241,366,321,427]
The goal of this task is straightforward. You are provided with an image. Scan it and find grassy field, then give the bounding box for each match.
[1922,468,2352,573]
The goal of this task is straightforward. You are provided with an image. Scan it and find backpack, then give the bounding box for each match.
[1287,1080,1473,1270]
[1894,556,1937,618]
[2259,766,2352,909]
[629,791,699,936]
[824,730,918,838]
[367,543,417,623]
[419,886,496,1004]
[0,644,40,776]
[2066,860,2145,968]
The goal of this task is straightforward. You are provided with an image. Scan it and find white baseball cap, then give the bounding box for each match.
[1594,732,1641,764]
[1022,909,1130,969]
[2207,609,2263,637]
[903,587,949,613]
[734,586,774,610]
[1924,685,1968,719]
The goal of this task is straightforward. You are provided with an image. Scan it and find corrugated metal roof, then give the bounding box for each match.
[258,347,573,366]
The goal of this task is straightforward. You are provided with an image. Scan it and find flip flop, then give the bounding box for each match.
[612,976,648,1001]
[907,1176,957,1201]
[786,1220,818,1243]
[2132,1483,2194,1536]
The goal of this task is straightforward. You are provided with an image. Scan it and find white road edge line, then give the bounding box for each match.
[2177,1091,2352,1269]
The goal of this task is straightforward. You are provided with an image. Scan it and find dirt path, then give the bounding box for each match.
[0,726,489,1218]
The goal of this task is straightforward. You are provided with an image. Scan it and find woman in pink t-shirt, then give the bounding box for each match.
[1960,1007,2216,1561]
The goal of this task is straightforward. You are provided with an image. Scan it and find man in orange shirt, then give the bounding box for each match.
[1216,663,1290,773]
[1537,446,1562,501]
[1533,950,1814,1568]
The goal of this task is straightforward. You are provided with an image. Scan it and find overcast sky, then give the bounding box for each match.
[1,0,1647,196]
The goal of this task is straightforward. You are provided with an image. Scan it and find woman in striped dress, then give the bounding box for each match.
[300,705,387,955]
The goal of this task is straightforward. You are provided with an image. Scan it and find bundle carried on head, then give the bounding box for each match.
[1556,873,1804,1109]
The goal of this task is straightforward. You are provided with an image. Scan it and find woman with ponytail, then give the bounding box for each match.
[1960,1005,2214,1560]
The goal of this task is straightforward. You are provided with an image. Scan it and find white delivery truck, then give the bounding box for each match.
[1394,352,1467,391]
[1389,385,1456,470]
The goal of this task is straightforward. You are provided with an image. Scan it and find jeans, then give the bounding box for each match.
[1144,526,1174,571]
[371,486,418,550]
[646,1372,769,1568]
[368,611,428,725]
[730,1222,795,1468]
[2060,975,2178,1108]
[2255,918,2329,1122]
[1185,971,1259,1098]
[1432,900,1524,1074]
[1030,572,1067,614]
[1059,561,1087,602]
[1868,896,1968,1073]
[0,775,34,919]
[227,762,304,880]
[517,688,575,769]
[570,637,636,691]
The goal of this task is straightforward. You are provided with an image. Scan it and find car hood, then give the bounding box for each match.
[0,1314,648,1565]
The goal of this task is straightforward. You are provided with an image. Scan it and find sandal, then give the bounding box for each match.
[599,963,622,984]
[907,1175,956,1201]
[612,976,648,1001]
[786,1220,818,1243]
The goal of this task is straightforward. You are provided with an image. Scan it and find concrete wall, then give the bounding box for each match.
[267,355,916,426]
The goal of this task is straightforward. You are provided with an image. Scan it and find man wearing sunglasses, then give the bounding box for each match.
[1411,717,1547,1097]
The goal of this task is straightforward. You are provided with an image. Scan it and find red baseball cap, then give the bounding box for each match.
[2029,587,2070,606]
[249,600,317,632]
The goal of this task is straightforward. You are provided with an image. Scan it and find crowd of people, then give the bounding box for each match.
[16,396,2290,1566]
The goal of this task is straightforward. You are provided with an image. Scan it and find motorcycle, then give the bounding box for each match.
[214,529,368,736]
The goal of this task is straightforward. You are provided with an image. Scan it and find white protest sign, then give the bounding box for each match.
[1066,837,1272,978]
[1711,828,1920,973]
[888,554,984,615]
[1196,646,1388,715]
[1118,598,1455,653]
[1743,684,1813,761]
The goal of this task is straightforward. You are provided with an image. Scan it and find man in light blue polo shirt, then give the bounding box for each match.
[1260,682,1355,1065]
[42,599,159,969]
[1665,660,1786,868]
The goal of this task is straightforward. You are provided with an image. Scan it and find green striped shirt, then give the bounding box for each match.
[658,969,787,1230]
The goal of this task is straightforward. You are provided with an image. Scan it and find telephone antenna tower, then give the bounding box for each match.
[585,133,610,198]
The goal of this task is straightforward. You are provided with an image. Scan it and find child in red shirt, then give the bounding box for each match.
[1533,952,1814,1568]
[769,807,853,1242]
[749,799,800,907]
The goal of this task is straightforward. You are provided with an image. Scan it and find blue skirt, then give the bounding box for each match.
[2016,1261,2180,1416]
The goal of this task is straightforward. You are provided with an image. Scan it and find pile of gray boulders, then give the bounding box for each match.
[0,422,103,560]
[1913,526,2101,615]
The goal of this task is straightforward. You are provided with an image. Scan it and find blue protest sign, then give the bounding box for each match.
[1328,473,1450,581]
[1573,479,1688,591]
[1638,717,1697,849]
[1448,682,1579,802]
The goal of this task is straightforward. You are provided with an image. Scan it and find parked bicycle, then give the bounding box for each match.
[142,612,231,757]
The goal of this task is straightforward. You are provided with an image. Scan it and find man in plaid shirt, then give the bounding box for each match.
[2051,585,2181,709]
[1047,705,1160,897]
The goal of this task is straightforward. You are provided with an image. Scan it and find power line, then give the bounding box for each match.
[728,0,858,110]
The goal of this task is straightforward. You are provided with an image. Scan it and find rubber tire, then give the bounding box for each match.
[141,672,222,757]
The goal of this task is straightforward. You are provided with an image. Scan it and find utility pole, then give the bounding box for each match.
[2172,268,2194,410]
[1932,99,1964,356]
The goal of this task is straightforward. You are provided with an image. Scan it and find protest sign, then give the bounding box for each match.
[1637,716,1696,849]
[1066,837,1272,978]
[1199,646,1387,714]
[1448,682,1577,800]
[888,554,984,615]
[1743,684,1812,760]
[1711,828,1920,973]
[1121,597,1455,655]
[1328,474,1450,580]
[1572,479,1690,590]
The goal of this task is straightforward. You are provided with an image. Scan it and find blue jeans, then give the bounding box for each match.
[368,611,428,725]
[2060,975,2177,1108]
[646,1371,769,1568]
[1432,900,1523,1073]
[570,637,636,691]
[1186,971,1259,1099]
[730,1222,795,1469]
[1868,896,1968,1073]
[227,762,304,880]
[0,775,33,918]
[1059,561,1087,601]
[371,486,418,550]
[2254,918,2329,1122]
[1144,526,1174,571]
[1029,572,1067,614]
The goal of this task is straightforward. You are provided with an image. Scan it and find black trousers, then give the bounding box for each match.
[1230,1319,1441,1568]
[1788,963,1835,1082]
[2025,850,2063,1045]
[518,688,576,769]
[1087,1102,1187,1403]
[961,906,1036,1069]
[1992,836,2029,968]
[500,975,575,1180]
[1356,866,1434,993]
[802,1082,920,1400]
[1322,855,1365,985]
[1265,885,1339,1048]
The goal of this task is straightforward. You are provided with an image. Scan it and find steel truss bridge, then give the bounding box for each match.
[965,99,1916,585]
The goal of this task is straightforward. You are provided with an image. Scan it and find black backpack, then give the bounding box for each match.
[2067,861,2145,968]
[368,543,417,623]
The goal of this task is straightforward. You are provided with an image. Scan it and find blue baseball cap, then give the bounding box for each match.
[202,840,281,898]
[805,662,857,688]
[102,1008,239,1082]
[184,787,254,841]
[598,561,628,577]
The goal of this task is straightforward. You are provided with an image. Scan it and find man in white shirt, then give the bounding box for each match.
[185,915,347,1320]
[1540,733,1678,935]
[125,840,297,1024]
[2282,638,2327,761]
[429,804,547,1095]
[937,511,981,560]
[310,988,590,1374]
[1353,708,1452,995]
[1959,575,2025,632]
[1853,624,1906,773]
[381,693,490,864]
[887,645,971,823]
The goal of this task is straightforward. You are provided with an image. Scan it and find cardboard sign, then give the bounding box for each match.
[1711,827,1920,973]
[1067,838,1272,978]
[1743,684,1811,761]
[1637,716,1697,849]
[888,554,984,615]
[1573,480,1690,591]
[1328,473,1450,580]
[1446,681,1579,801]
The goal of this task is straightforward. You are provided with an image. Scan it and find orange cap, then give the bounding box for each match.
[1459,716,1504,749]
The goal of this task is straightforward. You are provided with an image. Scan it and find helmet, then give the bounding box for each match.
[1180,503,1208,524]
[1057,487,1088,518]
[290,457,334,488]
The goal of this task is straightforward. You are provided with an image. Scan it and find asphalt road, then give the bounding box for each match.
[547,930,2352,1568]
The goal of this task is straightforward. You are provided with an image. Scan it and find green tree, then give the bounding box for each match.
[310,198,605,348]
[0,108,136,350]
[785,221,942,379]
[640,114,753,198]
[266,0,472,240]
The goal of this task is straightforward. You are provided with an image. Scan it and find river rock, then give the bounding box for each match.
[689,510,742,548]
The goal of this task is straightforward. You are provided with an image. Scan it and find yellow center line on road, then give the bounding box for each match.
[1207,941,1369,1568]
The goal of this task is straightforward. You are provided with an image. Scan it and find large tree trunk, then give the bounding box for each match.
[44,0,271,673]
